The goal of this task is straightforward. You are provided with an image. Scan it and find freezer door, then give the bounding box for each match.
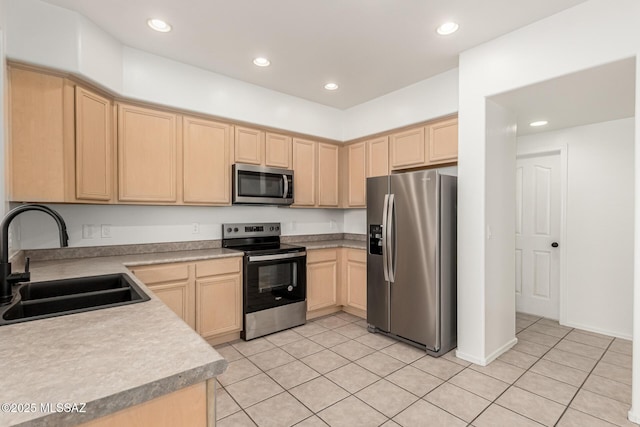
[366,175,390,332]
[389,170,439,349]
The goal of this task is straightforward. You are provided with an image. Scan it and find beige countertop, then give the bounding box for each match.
[0,248,242,427]
[293,239,367,250]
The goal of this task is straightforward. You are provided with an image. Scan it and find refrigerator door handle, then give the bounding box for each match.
[387,193,396,283]
[382,194,390,282]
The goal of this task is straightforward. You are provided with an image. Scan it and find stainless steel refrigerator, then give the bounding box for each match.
[367,168,457,357]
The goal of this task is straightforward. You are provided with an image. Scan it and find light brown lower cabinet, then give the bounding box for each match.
[195,258,243,340]
[307,249,339,313]
[130,257,242,344]
[306,247,367,319]
[78,381,212,427]
[343,249,367,316]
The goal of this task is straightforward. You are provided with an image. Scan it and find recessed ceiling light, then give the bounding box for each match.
[436,22,459,35]
[253,57,271,67]
[530,120,549,127]
[147,18,172,33]
[324,83,339,91]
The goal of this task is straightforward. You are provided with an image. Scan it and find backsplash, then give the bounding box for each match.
[13,204,361,251]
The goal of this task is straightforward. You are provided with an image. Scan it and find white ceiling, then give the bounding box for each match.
[42,0,587,109]
[491,58,636,136]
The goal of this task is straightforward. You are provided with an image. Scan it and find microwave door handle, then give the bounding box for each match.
[283,175,288,198]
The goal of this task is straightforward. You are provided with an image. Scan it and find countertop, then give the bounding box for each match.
[295,239,367,250]
[0,248,241,427]
[1,239,366,426]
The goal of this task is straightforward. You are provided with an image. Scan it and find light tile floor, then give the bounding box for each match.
[214,311,635,426]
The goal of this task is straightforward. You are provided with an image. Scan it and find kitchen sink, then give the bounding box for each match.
[0,273,150,325]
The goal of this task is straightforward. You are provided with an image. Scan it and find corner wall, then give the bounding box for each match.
[457,0,640,368]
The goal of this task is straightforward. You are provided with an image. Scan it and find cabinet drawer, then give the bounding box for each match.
[133,263,189,284]
[307,248,338,264]
[196,257,241,278]
[346,249,366,263]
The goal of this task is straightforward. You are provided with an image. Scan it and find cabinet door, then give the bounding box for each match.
[234,126,264,165]
[292,138,316,206]
[265,132,292,169]
[148,281,195,329]
[389,127,425,170]
[183,116,232,204]
[367,136,389,178]
[345,250,367,312]
[131,263,195,329]
[196,274,242,339]
[317,143,339,207]
[75,86,113,201]
[428,118,458,164]
[307,249,339,311]
[9,67,72,202]
[347,142,366,207]
[118,104,178,202]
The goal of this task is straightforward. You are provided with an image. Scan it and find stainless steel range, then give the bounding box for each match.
[222,223,307,340]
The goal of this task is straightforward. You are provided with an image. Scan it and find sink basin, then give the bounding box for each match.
[0,273,150,325]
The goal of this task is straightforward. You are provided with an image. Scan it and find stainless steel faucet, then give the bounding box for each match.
[0,204,69,305]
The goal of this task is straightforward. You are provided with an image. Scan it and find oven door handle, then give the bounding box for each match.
[248,251,307,262]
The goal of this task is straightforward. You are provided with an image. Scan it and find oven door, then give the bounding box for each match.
[244,251,306,313]
[233,164,294,205]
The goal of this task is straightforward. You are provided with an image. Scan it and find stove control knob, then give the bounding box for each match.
[287,285,293,292]
[234,227,239,232]
[270,226,274,231]
[276,226,280,231]
[226,227,232,233]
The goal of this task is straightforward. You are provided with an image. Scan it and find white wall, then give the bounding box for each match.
[518,118,634,338]
[16,204,344,249]
[457,0,640,368]
[343,209,366,235]
[122,48,343,140]
[341,69,459,141]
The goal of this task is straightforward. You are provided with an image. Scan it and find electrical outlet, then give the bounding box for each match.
[101,224,112,238]
[192,222,200,234]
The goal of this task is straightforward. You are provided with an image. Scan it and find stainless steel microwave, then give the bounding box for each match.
[232,164,294,205]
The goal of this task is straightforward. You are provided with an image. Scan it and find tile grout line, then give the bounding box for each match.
[466,316,571,426]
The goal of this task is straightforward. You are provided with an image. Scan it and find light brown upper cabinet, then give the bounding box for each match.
[292,138,316,206]
[75,87,114,202]
[234,126,264,165]
[389,117,458,171]
[317,143,340,207]
[390,127,425,170]
[367,136,389,178]
[427,117,458,164]
[8,66,114,203]
[293,139,340,208]
[118,103,179,203]
[346,142,366,207]
[182,116,232,205]
[265,132,292,169]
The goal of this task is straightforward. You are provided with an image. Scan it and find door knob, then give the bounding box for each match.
[551,242,559,248]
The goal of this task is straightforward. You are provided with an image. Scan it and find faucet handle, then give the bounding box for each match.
[24,257,30,273]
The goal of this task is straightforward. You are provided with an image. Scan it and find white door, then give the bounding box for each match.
[515,152,561,319]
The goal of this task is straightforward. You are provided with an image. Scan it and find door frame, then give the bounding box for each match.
[515,144,568,323]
